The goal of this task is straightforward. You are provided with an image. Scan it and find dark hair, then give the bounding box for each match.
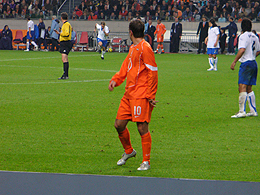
[209,18,217,27]
[27,16,30,20]
[229,16,234,21]
[101,21,105,25]
[129,19,144,38]
[61,12,68,20]
[241,18,252,32]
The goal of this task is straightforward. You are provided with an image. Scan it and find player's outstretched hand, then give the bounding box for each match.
[230,62,236,70]
[108,80,116,91]
[148,99,158,107]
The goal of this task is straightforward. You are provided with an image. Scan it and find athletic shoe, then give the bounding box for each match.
[207,67,214,71]
[161,51,165,54]
[246,112,258,117]
[117,149,136,166]
[101,56,104,60]
[137,161,150,171]
[213,67,217,71]
[24,49,29,52]
[225,53,230,55]
[231,112,246,118]
[34,46,38,51]
[58,76,69,80]
[230,53,235,55]
[154,50,158,54]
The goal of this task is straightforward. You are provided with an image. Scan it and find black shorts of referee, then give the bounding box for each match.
[60,40,72,55]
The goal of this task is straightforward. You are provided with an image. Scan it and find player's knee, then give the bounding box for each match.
[114,121,123,131]
[137,122,149,136]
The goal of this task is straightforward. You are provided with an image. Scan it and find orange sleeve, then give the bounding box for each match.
[110,53,129,87]
[142,44,158,99]
[162,24,166,35]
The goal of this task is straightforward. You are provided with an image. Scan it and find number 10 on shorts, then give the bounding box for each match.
[134,106,141,116]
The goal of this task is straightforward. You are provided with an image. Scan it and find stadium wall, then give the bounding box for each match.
[2,19,256,33]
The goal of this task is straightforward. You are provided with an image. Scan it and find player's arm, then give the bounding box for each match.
[204,36,208,44]
[143,45,158,106]
[28,27,31,36]
[94,23,97,32]
[154,27,157,36]
[256,51,260,57]
[214,34,220,47]
[162,24,166,35]
[231,48,245,70]
[104,27,109,36]
[108,55,129,91]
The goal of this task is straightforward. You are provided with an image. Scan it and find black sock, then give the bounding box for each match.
[63,62,69,77]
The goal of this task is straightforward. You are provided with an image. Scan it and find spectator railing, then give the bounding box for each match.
[180,31,199,53]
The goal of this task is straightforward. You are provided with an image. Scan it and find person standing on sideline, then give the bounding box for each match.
[219,29,227,54]
[54,12,72,80]
[170,17,182,53]
[108,19,158,171]
[230,18,260,118]
[25,16,38,51]
[196,16,208,54]
[221,16,237,55]
[204,18,220,71]
[37,18,48,51]
[154,18,166,54]
[146,19,156,50]
[94,21,110,60]
[49,15,60,51]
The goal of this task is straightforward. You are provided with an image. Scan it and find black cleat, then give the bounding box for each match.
[101,56,104,60]
[58,75,69,80]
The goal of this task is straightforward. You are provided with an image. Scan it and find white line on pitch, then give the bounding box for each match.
[0,65,117,72]
[0,54,100,62]
[0,79,110,85]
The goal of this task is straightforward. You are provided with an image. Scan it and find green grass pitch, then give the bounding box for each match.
[0,50,259,182]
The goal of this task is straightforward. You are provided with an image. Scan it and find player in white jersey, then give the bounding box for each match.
[205,18,220,71]
[230,18,260,118]
[25,16,38,51]
[94,21,110,60]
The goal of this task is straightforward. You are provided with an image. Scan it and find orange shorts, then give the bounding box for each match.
[157,35,164,42]
[116,96,154,122]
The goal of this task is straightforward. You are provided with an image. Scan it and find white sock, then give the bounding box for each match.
[31,41,37,47]
[213,57,218,70]
[239,92,247,113]
[208,58,214,69]
[247,91,257,113]
[26,42,29,50]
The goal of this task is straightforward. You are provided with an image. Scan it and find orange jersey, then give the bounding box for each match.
[111,39,158,100]
[154,23,166,37]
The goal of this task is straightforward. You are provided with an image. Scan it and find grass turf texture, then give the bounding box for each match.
[0,50,259,182]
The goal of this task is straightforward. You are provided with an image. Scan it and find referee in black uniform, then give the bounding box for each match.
[54,12,72,80]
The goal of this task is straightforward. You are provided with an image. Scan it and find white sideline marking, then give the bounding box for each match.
[0,54,100,62]
[0,65,117,72]
[0,79,110,85]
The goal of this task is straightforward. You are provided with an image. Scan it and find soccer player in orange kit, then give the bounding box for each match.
[154,18,166,54]
[108,19,158,171]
